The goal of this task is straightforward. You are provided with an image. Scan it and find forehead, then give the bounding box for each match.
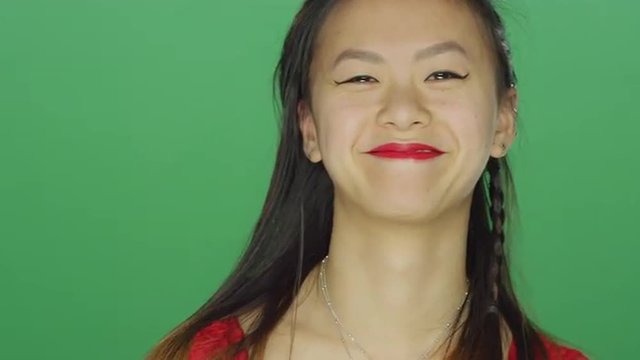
[314,0,492,65]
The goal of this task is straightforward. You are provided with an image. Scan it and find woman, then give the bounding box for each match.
[148,0,589,359]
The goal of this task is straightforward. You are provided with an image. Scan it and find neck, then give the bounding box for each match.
[308,194,472,357]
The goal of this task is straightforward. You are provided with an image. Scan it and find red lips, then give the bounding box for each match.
[366,142,445,160]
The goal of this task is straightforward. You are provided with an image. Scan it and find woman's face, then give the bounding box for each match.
[300,0,517,222]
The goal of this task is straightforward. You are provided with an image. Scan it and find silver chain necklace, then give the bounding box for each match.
[318,255,469,360]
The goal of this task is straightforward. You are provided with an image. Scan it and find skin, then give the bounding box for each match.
[248,0,518,358]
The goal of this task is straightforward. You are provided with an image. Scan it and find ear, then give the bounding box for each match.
[490,87,518,159]
[298,101,322,163]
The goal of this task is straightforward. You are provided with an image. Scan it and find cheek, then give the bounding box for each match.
[315,97,371,159]
[452,111,494,150]
[435,91,497,152]
[430,95,497,200]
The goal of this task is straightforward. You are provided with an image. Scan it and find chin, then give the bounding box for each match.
[364,198,441,224]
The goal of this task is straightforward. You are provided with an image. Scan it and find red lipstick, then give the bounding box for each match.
[366,142,445,160]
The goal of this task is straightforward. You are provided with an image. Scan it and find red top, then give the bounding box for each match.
[189,316,589,360]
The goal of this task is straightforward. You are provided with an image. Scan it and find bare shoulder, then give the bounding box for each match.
[237,309,260,334]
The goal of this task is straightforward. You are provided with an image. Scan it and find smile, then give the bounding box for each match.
[365,142,446,160]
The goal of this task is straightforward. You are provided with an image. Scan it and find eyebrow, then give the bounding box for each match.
[331,41,469,69]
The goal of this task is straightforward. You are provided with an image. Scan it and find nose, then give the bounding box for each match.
[376,83,431,130]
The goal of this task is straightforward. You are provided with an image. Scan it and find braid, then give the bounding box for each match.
[487,157,505,311]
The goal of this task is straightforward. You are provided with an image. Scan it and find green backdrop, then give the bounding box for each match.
[1,0,637,359]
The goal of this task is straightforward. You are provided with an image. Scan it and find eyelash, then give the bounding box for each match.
[334,71,469,85]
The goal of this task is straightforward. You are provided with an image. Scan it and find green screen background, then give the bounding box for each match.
[1,0,637,359]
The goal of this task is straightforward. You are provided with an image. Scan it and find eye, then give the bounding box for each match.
[426,71,469,81]
[334,75,379,85]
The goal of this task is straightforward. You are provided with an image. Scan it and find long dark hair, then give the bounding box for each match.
[147,0,554,359]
